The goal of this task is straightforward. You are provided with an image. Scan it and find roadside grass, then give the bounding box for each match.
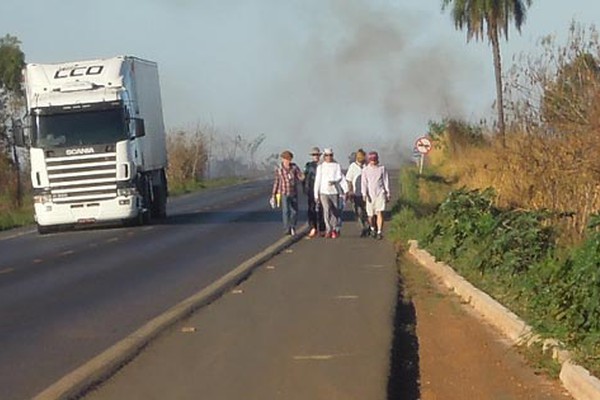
[168,177,249,196]
[517,342,563,380]
[0,202,34,230]
[389,166,452,246]
[389,164,600,379]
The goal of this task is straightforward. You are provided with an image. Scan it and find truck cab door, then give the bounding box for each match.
[128,117,145,167]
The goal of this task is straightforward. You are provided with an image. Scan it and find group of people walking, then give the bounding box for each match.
[270,146,390,240]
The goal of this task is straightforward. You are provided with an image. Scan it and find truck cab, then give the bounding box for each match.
[22,56,168,233]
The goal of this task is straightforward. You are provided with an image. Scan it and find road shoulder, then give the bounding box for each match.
[399,255,572,399]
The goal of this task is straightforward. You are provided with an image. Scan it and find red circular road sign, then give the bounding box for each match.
[415,137,432,154]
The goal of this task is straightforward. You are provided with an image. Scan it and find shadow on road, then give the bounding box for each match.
[163,210,290,225]
[387,261,421,400]
[161,208,388,227]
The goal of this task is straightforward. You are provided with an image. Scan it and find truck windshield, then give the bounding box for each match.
[33,108,127,148]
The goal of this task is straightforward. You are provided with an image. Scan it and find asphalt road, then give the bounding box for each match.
[0,179,296,400]
[84,223,398,400]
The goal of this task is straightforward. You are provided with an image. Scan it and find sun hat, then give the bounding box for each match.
[323,148,334,155]
[309,147,321,155]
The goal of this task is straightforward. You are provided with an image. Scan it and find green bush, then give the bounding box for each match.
[424,187,498,260]
[391,174,600,371]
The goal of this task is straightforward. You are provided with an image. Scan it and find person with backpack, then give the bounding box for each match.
[345,149,370,237]
[271,150,305,236]
[304,147,326,238]
[361,151,390,240]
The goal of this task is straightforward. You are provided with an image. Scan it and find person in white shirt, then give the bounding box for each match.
[313,148,347,239]
[345,149,370,237]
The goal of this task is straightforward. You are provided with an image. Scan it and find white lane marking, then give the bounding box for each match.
[364,264,385,269]
[266,265,276,270]
[335,295,359,300]
[232,289,244,294]
[293,353,353,361]
[60,250,75,256]
[0,267,15,275]
[33,259,43,264]
[106,238,119,243]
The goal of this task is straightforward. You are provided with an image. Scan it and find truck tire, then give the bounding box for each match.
[151,171,167,219]
[153,182,167,219]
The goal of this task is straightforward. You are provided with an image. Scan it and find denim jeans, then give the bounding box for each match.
[281,194,298,233]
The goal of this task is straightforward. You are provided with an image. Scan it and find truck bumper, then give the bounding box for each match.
[34,196,140,227]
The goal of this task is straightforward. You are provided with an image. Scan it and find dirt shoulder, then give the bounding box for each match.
[394,256,573,400]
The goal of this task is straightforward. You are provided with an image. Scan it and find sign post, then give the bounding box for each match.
[414,136,432,175]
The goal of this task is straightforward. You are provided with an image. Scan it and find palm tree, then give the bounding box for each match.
[442,0,532,146]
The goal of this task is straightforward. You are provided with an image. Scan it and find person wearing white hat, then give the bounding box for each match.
[313,148,347,238]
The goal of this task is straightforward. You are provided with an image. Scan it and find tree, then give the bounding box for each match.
[0,34,25,94]
[541,52,600,133]
[0,34,26,207]
[442,0,532,146]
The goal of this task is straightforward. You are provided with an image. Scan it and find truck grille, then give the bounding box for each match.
[46,153,118,204]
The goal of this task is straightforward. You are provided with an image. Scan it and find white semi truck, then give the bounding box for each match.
[19,56,168,233]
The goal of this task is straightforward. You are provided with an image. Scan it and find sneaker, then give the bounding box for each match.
[308,228,317,238]
[325,232,332,238]
[331,231,338,239]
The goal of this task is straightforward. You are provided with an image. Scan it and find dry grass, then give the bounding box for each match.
[166,127,208,187]
[428,25,600,240]
[431,128,600,239]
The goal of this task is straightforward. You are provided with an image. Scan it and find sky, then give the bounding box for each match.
[1,0,599,164]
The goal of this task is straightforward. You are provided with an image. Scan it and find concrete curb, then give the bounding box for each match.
[407,240,600,400]
[33,225,309,400]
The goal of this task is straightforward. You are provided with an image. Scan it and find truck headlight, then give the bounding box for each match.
[117,188,136,197]
[117,182,137,197]
[33,189,52,204]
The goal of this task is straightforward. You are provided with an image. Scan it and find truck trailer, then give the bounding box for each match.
[20,55,168,233]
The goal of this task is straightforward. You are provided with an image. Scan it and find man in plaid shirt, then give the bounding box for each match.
[271,150,305,236]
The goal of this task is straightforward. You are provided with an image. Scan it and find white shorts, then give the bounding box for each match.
[366,193,386,216]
